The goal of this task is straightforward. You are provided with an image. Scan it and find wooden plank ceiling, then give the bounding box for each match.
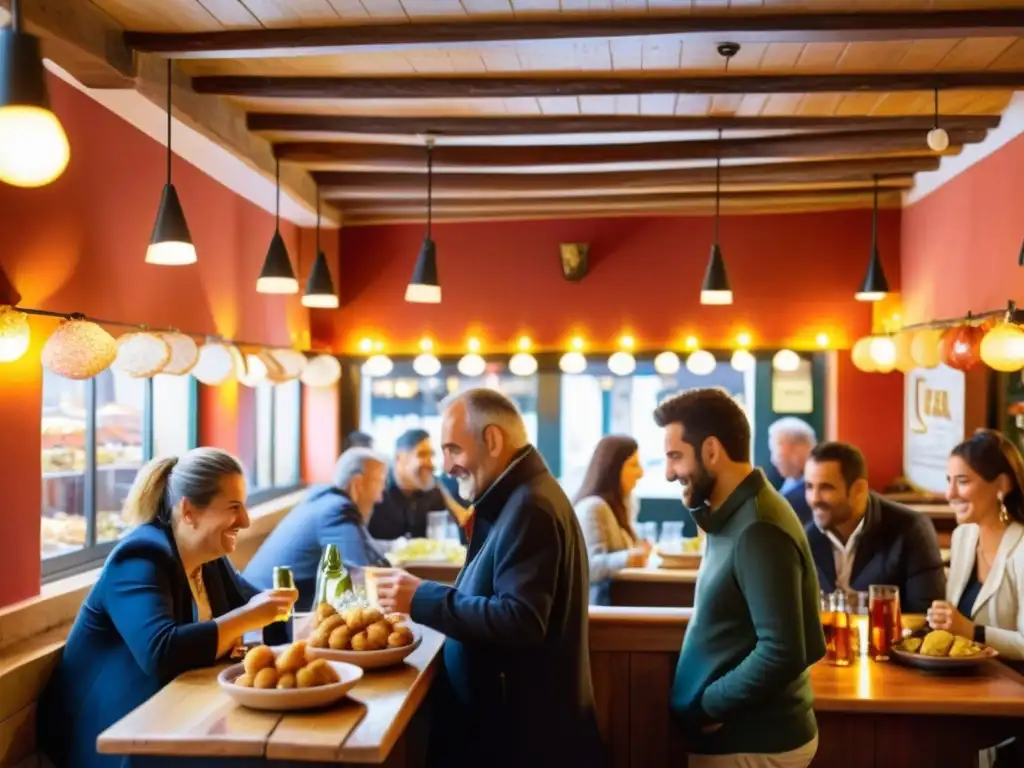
[93,0,1024,224]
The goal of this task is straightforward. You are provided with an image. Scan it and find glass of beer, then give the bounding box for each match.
[272,566,295,622]
[868,585,901,661]
[820,591,836,663]
[830,592,854,667]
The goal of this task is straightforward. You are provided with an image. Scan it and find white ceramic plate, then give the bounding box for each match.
[217,659,363,711]
[306,624,423,670]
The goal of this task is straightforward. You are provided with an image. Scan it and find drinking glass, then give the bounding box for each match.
[659,521,684,547]
[820,591,836,663]
[639,522,658,544]
[853,591,870,658]
[829,592,854,667]
[427,511,449,541]
[868,585,901,661]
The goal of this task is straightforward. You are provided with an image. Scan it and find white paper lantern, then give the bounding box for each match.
[113,331,171,378]
[730,349,755,372]
[559,351,587,375]
[160,332,199,375]
[301,354,342,387]
[607,351,635,376]
[869,336,897,372]
[41,318,117,379]
[192,342,236,386]
[362,354,393,378]
[508,352,538,377]
[270,349,308,380]
[686,350,717,376]
[238,353,269,387]
[458,353,487,377]
[772,349,801,373]
[653,351,680,376]
[413,353,442,377]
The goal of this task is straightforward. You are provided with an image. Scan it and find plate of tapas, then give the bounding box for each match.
[891,629,999,673]
[304,602,422,670]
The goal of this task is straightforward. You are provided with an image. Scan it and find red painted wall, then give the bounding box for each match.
[901,133,1024,324]
[333,211,904,485]
[335,210,901,355]
[0,75,336,607]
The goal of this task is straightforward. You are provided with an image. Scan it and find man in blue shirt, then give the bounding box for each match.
[243,447,390,610]
[768,417,817,525]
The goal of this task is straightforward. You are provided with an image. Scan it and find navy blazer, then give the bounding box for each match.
[410,447,602,768]
[805,492,946,614]
[243,486,389,611]
[37,522,285,768]
[783,478,813,526]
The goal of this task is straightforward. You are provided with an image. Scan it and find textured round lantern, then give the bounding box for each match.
[686,350,717,376]
[41,318,117,379]
[940,324,985,372]
[607,351,635,377]
[191,341,236,386]
[772,349,801,373]
[910,329,943,369]
[980,323,1024,372]
[730,349,755,372]
[238,353,269,387]
[868,336,897,373]
[113,331,171,378]
[893,331,916,373]
[851,337,876,372]
[362,354,393,378]
[301,354,342,387]
[508,352,539,377]
[0,306,30,363]
[653,351,680,376]
[270,348,308,381]
[412,352,442,377]
[159,332,199,375]
[558,351,587,375]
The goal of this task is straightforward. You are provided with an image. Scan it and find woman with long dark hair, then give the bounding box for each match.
[573,435,650,605]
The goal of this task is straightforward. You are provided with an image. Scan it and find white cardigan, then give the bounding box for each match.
[574,495,635,585]
[947,521,1024,660]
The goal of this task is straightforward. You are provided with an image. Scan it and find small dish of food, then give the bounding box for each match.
[218,641,363,711]
[891,629,999,672]
[304,602,423,670]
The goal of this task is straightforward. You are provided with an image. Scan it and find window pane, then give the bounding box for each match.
[95,369,145,544]
[153,374,193,457]
[255,384,274,490]
[41,370,88,559]
[273,380,300,487]
[359,363,539,457]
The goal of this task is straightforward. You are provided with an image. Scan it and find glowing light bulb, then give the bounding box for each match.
[927,127,949,152]
[0,106,70,188]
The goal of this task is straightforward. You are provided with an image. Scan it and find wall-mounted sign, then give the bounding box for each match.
[903,364,965,493]
[772,359,813,414]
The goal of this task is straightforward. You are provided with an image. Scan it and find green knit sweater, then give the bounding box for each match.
[671,470,826,756]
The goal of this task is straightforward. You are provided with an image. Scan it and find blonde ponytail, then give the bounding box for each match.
[122,457,179,526]
[122,448,244,528]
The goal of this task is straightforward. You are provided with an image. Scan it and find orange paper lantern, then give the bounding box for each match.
[940,324,985,371]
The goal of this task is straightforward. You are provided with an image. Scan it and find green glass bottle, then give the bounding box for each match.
[314,543,353,607]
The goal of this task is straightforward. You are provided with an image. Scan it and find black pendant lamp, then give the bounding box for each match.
[301,187,338,309]
[700,127,733,306]
[405,139,441,304]
[146,60,196,266]
[855,176,890,302]
[0,0,70,188]
[256,157,298,294]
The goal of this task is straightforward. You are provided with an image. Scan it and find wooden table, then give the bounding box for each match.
[400,562,461,585]
[97,626,445,766]
[608,567,698,608]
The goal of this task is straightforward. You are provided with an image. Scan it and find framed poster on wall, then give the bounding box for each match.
[903,364,966,493]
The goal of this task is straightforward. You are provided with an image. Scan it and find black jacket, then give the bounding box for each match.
[410,446,602,768]
[368,471,448,540]
[805,493,946,614]
[783,478,813,526]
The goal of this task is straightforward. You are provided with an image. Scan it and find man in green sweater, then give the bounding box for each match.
[653,388,826,767]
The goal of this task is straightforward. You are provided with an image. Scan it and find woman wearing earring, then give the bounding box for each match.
[573,435,651,605]
[38,448,298,768]
[927,429,1024,660]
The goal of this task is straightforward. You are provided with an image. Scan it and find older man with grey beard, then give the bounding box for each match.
[376,388,602,768]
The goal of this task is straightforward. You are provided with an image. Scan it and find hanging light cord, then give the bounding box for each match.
[274,157,281,229]
[165,59,173,185]
[315,185,321,253]
[933,87,940,130]
[426,140,434,240]
[714,128,722,245]
[871,174,879,247]
[11,0,20,32]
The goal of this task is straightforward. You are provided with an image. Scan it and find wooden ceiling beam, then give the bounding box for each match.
[342,188,905,226]
[275,129,978,172]
[316,157,937,200]
[194,71,1024,99]
[124,10,1024,59]
[247,113,1003,137]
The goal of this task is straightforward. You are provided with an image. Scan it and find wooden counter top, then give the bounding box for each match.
[97,625,444,764]
[612,567,699,583]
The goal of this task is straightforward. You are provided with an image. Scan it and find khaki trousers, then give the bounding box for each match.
[688,735,818,768]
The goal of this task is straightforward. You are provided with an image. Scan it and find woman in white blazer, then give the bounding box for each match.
[573,435,649,605]
[928,429,1024,660]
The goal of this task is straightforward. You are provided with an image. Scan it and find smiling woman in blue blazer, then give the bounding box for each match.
[37,448,297,768]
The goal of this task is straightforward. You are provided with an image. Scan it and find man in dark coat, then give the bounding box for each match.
[376,388,602,768]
